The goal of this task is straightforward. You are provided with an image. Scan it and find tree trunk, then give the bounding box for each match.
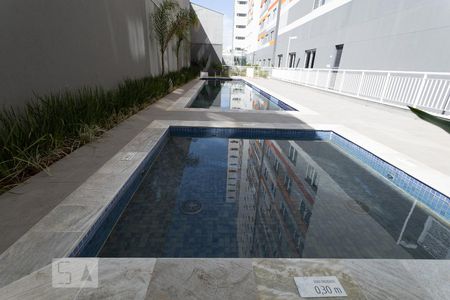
[160,48,165,75]
[176,39,182,70]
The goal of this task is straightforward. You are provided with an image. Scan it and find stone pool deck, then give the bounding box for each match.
[0,77,449,299]
[1,258,449,300]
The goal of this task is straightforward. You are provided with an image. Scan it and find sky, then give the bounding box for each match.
[190,0,234,51]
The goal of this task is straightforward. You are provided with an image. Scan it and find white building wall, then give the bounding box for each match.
[245,0,262,64]
[247,0,450,72]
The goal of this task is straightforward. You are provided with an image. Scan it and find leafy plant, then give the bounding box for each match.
[173,7,199,70]
[0,66,200,193]
[151,0,179,75]
[408,106,450,133]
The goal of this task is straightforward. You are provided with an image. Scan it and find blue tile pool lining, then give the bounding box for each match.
[199,79,297,111]
[69,130,170,257]
[70,126,450,257]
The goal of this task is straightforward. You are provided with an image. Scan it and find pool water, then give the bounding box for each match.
[189,80,282,110]
[97,136,449,259]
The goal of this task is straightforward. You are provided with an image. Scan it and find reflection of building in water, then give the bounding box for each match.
[236,137,450,259]
[230,84,245,110]
[227,81,277,111]
[236,139,320,257]
[236,140,256,257]
[226,139,243,203]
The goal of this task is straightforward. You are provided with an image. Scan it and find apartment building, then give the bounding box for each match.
[235,0,450,72]
[232,0,249,64]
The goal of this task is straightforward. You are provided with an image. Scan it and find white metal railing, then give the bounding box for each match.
[270,68,450,115]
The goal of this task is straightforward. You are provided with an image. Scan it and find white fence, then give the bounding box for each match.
[271,68,450,115]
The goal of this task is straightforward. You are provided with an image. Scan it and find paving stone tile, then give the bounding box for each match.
[0,264,78,300]
[32,205,103,233]
[0,231,82,288]
[76,258,156,300]
[145,259,257,300]
[253,259,365,300]
[401,260,450,300]
[342,259,433,300]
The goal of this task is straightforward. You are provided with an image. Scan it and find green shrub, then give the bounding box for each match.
[0,66,199,192]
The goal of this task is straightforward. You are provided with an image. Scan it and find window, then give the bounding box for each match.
[300,201,306,215]
[274,159,280,172]
[277,54,283,68]
[284,175,292,193]
[305,165,319,191]
[236,25,246,29]
[313,0,326,9]
[288,145,298,165]
[270,182,276,197]
[288,52,296,68]
[304,49,316,68]
[237,13,247,17]
[235,36,245,40]
[333,44,344,68]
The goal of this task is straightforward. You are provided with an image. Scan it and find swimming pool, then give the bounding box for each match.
[189,79,295,111]
[75,128,450,259]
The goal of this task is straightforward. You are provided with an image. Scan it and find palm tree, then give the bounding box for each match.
[152,0,179,75]
[173,7,199,70]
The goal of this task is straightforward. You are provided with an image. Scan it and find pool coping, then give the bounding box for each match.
[0,120,449,289]
[1,258,449,299]
[167,77,319,115]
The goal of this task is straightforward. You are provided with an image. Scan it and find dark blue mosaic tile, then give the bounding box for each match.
[170,127,330,141]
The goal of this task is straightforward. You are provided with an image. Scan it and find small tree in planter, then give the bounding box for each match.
[173,7,198,70]
[152,0,178,75]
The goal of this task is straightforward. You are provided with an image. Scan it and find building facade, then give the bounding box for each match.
[234,0,450,72]
[232,0,250,64]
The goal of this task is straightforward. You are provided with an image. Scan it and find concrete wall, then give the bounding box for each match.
[0,0,190,109]
[191,3,223,69]
[251,0,450,72]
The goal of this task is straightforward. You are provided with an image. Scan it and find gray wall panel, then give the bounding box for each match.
[0,0,190,108]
